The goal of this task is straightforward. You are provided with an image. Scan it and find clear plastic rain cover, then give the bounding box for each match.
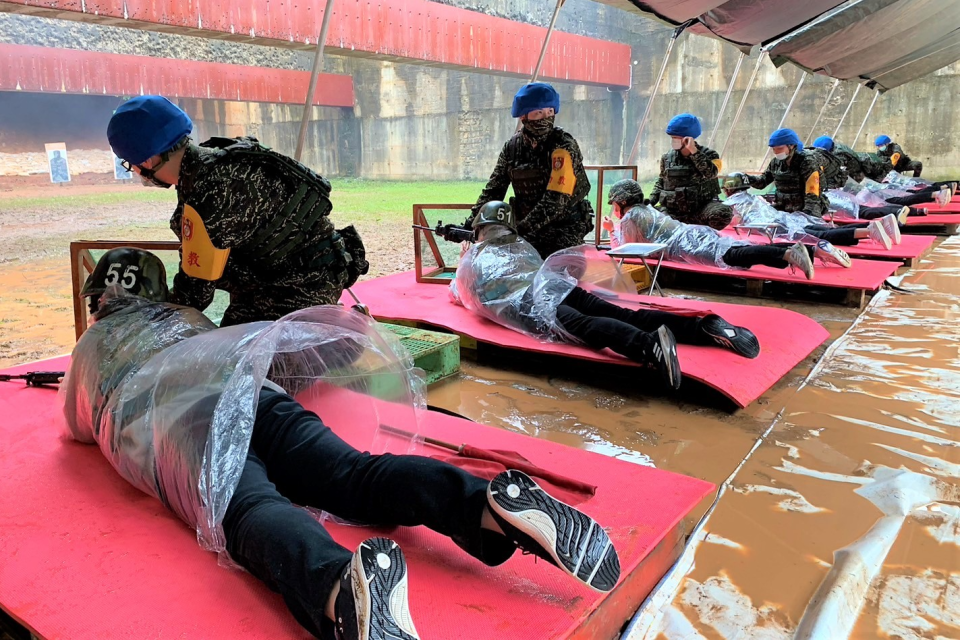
[615,203,737,268]
[724,191,821,240]
[450,226,632,343]
[61,288,424,556]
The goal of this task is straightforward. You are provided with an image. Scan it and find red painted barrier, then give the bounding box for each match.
[0,0,631,88]
[0,43,355,106]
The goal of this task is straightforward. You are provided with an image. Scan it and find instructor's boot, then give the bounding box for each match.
[785,242,816,280]
[487,469,622,592]
[699,314,760,359]
[814,240,852,268]
[867,220,893,250]
[879,213,902,245]
[335,538,420,640]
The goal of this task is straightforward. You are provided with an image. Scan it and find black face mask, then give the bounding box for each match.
[138,165,173,189]
[522,115,555,140]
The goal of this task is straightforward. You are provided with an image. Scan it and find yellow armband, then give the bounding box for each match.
[890,152,901,167]
[181,205,231,281]
[805,171,821,195]
[712,158,723,172]
[547,149,576,195]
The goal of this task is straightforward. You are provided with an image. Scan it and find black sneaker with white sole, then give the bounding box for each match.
[487,469,621,593]
[648,325,682,390]
[699,314,761,359]
[334,538,420,640]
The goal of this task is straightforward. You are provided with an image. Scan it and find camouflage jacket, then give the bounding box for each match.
[468,127,591,237]
[809,147,848,190]
[650,145,723,214]
[878,142,912,172]
[748,149,829,218]
[833,143,864,182]
[170,139,367,325]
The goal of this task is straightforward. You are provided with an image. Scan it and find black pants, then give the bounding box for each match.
[554,286,704,363]
[223,391,515,639]
[802,224,859,246]
[885,186,939,206]
[723,242,825,269]
[859,204,927,219]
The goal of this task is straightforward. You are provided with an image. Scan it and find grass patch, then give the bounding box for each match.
[0,189,178,210]
[328,179,488,223]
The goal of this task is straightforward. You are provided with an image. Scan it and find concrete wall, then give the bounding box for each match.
[2,3,959,181]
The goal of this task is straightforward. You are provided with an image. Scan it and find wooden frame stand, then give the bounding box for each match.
[585,165,639,248]
[413,204,474,284]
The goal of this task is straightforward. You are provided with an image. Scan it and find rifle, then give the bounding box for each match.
[412,220,475,243]
[0,371,65,387]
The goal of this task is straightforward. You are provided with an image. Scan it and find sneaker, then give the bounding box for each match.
[950,182,958,198]
[897,206,910,225]
[879,214,902,245]
[335,538,420,640]
[867,220,893,250]
[649,325,682,390]
[487,469,621,592]
[699,313,760,359]
[814,240,852,268]
[785,242,815,280]
[935,187,950,206]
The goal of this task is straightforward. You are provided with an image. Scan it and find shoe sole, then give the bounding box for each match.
[488,470,621,592]
[702,316,760,359]
[352,538,420,640]
[656,325,682,390]
[883,215,902,245]
[786,245,815,280]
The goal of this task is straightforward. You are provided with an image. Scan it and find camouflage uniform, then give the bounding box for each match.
[171,137,368,327]
[747,149,829,218]
[809,147,848,190]
[878,142,923,177]
[468,127,594,259]
[832,143,865,182]
[649,145,732,230]
[859,152,892,181]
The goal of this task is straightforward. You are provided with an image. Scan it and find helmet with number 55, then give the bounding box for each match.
[80,247,170,305]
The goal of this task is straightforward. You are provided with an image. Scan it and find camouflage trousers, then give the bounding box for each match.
[525,207,596,259]
[901,160,923,177]
[665,200,734,230]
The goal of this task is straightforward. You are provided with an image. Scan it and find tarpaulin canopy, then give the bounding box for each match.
[764,0,960,91]
[594,0,848,49]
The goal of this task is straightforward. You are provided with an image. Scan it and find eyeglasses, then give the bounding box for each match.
[120,159,136,173]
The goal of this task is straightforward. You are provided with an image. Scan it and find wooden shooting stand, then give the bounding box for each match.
[413,204,473,284]
[70,240,180,340]
[587,165,638,248]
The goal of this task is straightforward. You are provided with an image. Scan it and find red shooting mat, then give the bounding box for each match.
[0,357,713,640]
[918,201,960,213]
[345,270,829,407]
[834,211,960,227]
[604,249,899,290]
[718,228,936,262]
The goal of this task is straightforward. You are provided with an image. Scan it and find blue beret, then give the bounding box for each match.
[875,134,892,146]
[511,83,561,118]
[812,136,835,152]
[666,113,702,139]
[107,96,193,165]
[768,128,803,149]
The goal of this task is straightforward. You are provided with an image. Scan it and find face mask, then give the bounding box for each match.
[774,152,789,161]
[671,138,683,150]
[137,165,173,189]
[522,115,555,139]
[878,145,888,152]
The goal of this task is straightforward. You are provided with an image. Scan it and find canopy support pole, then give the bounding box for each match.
[851,91,880,148]
[530,0,565,82]
[294,0,337,163]
[718,51,767,161]
[759,72,807,170]
[804,78,840,145]
[707,51,746,148]
[832,83,861,141]
[625,21,692,166]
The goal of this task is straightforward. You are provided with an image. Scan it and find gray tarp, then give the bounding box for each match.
[594,0,846,48]
[764,0,960,90]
